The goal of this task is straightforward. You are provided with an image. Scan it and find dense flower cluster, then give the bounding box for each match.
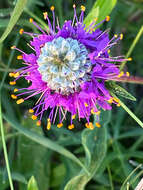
[10,5,131,130]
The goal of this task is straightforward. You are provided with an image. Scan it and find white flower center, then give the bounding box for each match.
[37,37,91,94]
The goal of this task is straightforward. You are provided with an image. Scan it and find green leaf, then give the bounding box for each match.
[27,176,39,190]
[0,0,27,43]
[16,118,50,190]
[84,0,117,27]
[64,111,109,190]
[108,82,136,101]
[12,172,27,184]
[3,114,89,175]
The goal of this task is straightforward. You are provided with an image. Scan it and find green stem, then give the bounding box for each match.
[111,93,143,128]
[126,182,130,190]
[107,165,114,190]
[0,99,14,190]
[120,26,143,71]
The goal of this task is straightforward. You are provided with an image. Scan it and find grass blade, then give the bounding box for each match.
[120,26,143,70]
[0,0,27,43]
[3,114,89,175]
[0,99,14,190]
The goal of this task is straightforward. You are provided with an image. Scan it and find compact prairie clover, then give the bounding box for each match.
[10,5,131,130]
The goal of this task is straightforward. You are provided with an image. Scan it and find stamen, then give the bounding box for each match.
[113,97,119,103]
[9,81,16,85]
[95,122,101,128]
[106,16,110,22]
[29,109,34,113]
[120,34,123,40]
[43,12,48,20]
[81,5,86,12]
[17,55,23,60]
[126,72,130,77]
[11,46,16,49]
[31,115,37,120]
[68,124,74,130]
[19,29,24,35]
[128,57,132,61]
[107,98,113,104]
[47,118,51,130]
[29,18,33,23]
[11,94,17,99]
[16,98,24,104]
[50,6,55,11]
[84,102,88,107]
[9,72,15,77]
[72,115,76,119]
[57,123,63,128]
[85,122,94,130]
[36,120,41,126]
[14,88,18,92]
[13,72,20,78]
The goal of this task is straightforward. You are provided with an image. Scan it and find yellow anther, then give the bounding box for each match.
[31,115,37,120]
[16,98,24,104]
[108,98,113,104]
[126,72,130,77]
[19,28,24,35]
[11,94,17,99]
[108,49,111,53]
[11,46,16,49]
[57,123,63,128]
[113,97,119,103]
[114,34,118,38]
[43,12,47,20]
[73,4,76,8]
[29,18,33,23]
[120,33,123,40]
[29,109,34,113]
[85,122,94,130]
[128,57,132,61]
[14,72,20,78]
[91,108,96,114]
[94,18,98,22]
[117,103,121,107]
[36,120,41,126]
[118,71,124,78]
[95,111,101,115]
[81,5,86,11]
[95,122,101,128]
[47,118,50,122]
[50,6,55,11]
[68,124,74,130]
[14,88,18,92]
[84,102,88,107]
[9,81,16,85]
[47,120,51,130]
[17,55,23,60]
[72,115,76,119]
[106,16,110,22]
[9,72,15,77]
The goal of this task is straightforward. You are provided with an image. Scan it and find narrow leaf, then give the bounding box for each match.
[64,111,109,190]
[3,114,89,175]
[0,0,27,43]
[27,176,39,190]
[84,0,117,27]
[107,82,136,101]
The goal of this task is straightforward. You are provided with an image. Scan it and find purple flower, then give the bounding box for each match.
[10,5,130,130]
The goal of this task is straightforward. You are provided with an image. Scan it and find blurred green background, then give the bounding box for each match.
[0,0,143,190]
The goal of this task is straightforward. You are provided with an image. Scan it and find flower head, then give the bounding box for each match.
[10,5,130,129]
